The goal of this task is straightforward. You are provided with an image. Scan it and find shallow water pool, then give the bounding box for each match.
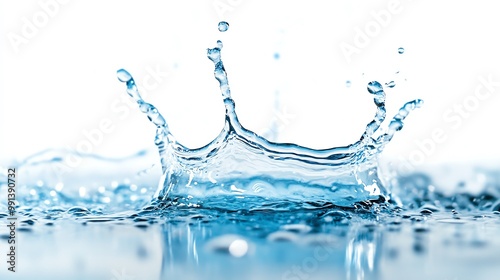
[1,197,499,280]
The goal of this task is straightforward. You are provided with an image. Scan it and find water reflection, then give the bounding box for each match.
[2,210,500,279]
[159,215,383,280]
[157,212,500,280]
[346,227,381,280]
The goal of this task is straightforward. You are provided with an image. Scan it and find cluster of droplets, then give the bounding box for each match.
[116,69,172,175]
[358,80,423,153]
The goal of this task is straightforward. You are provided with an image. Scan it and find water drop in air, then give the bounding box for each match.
[117,69,132,82]
[398,47,405,54]
[218,21,229,32]
[367,81,383,94]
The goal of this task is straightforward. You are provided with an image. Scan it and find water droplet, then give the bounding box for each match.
[218,21,229,32]
[398,47,404,54]
[321,210,350,222]
[385,81,396,88]
[420,204,440,213]
[420,209,433,216]
[117,69,132,82]
[206,234,250,256]
[346,80,352,88]
[367,81,383,94]
[229,239,249,257]
[67,206,91,217]
[21,219,35,225]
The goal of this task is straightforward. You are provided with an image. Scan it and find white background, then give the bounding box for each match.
[1,0,500,167]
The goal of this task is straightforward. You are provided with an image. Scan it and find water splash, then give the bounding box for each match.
[2,23,500,280]
[0,149,159,213]
[116,24,423,210]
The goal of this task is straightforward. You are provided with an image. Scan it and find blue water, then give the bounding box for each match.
[1,22,500,280]
[116,29,422,210]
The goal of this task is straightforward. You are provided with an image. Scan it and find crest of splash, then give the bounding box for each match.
[116,24,422,210]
